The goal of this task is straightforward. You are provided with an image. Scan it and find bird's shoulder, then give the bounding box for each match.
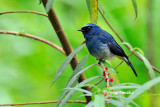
[98,31,127,57]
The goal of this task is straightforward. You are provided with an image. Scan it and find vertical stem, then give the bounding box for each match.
[147,0,157,107]
[147,0,155,65]
[42,0,92,103]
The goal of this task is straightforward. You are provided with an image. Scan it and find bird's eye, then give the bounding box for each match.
[87,26,91,30]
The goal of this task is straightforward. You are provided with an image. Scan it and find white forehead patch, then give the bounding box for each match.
[83,23,93,27]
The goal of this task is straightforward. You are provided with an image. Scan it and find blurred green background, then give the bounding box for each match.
[0,0,160,106]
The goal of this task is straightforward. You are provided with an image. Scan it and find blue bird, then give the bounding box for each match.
[78,23,137,77]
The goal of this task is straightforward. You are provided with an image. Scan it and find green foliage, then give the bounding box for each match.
[124,76,160,106]
[86,0,98,24]
[51,43,85,86]
[94,94,105,107]
[137,52,156,79]
[56,54,89,106]
[131,0,138,18]
[59,76,99,107]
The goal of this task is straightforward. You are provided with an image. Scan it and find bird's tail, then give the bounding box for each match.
[123,57,137,77]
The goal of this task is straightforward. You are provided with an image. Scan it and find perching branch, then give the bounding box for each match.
[0,10,48,17]
[0,100,86,106]
[42,0,92,103]
[98,8,160,73]
[0,30,66,55]
[94,76,105,86]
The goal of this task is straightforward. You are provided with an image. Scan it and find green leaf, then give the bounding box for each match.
[131,0,138,18]
[85,101,93,107]
[107,99,131,107]
[117,83,141,86]
[51,43,85,86]
[136,52,156,79]
[45,0,54,13]
[94,94,105,107]
[111,96,140,107]
[77,76,99,87]
[64,88,92,96]
[121,42,133,50]
[77,83,100,90]
[56,55,89,106]
[59,76,99,107]
[39,0,42,4]
[133,47,144,55]
[86,0,98,24]
[124,76,160,106]
[108,86,140,90]
[66,55,89,87]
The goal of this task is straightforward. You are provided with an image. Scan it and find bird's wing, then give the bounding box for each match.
[99,31,127,57]
[108,41,126,57]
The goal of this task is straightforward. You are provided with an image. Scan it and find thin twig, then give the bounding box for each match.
[0,100,86,106]
[114,53,133,69]
[98,63,109,87]
[0,30,66,55]
[98,8,160,73]
[94,77,105,86]
[0,10,48,17]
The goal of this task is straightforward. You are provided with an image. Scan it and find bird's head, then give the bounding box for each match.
[78,23,102,38]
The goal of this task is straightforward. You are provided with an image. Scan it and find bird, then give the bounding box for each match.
[78,23,137,77]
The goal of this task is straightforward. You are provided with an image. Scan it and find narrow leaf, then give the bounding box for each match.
[85,101,93,107]
[67,55,89,87]
[86,0,98,24]
[94,94,105,107]
[121,42,133,50]
[137,52,156,79]
[133,47,144,55]
[124,76,160,106]
[56,55,89,106]
[59,76,99,107]
[46,0,54,13]
[111,95,140,107]
[77,76,99,87]
[131,0,138,18]
[64,88,92,96]
[51,43,85,86]
[39,0,42,4]
[107,99,131,107]
[117,83,141,86]
[108,86,140,90]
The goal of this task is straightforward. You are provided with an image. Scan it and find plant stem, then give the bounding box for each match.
[42,0,92,103]
[0,100,86,106]
[0,10,47,17]
[0,30,65,55]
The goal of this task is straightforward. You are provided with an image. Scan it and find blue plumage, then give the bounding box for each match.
[78,23,137,76]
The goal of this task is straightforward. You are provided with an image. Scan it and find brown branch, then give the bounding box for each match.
[98,8,160,73]
[94,77,105,86]
[0,30,66,55]
[0,10,48,17]
[114,53,133,69]
[42,0,92,103]
[0,100,86,106]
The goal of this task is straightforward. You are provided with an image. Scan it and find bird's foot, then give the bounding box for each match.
[98,59,103,65]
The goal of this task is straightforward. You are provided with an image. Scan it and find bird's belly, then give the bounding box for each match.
[88,44,114,60]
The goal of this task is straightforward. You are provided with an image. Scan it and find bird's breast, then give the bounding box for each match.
[86,40,114,60]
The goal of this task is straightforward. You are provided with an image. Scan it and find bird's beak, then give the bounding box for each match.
[78,29,82,31]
